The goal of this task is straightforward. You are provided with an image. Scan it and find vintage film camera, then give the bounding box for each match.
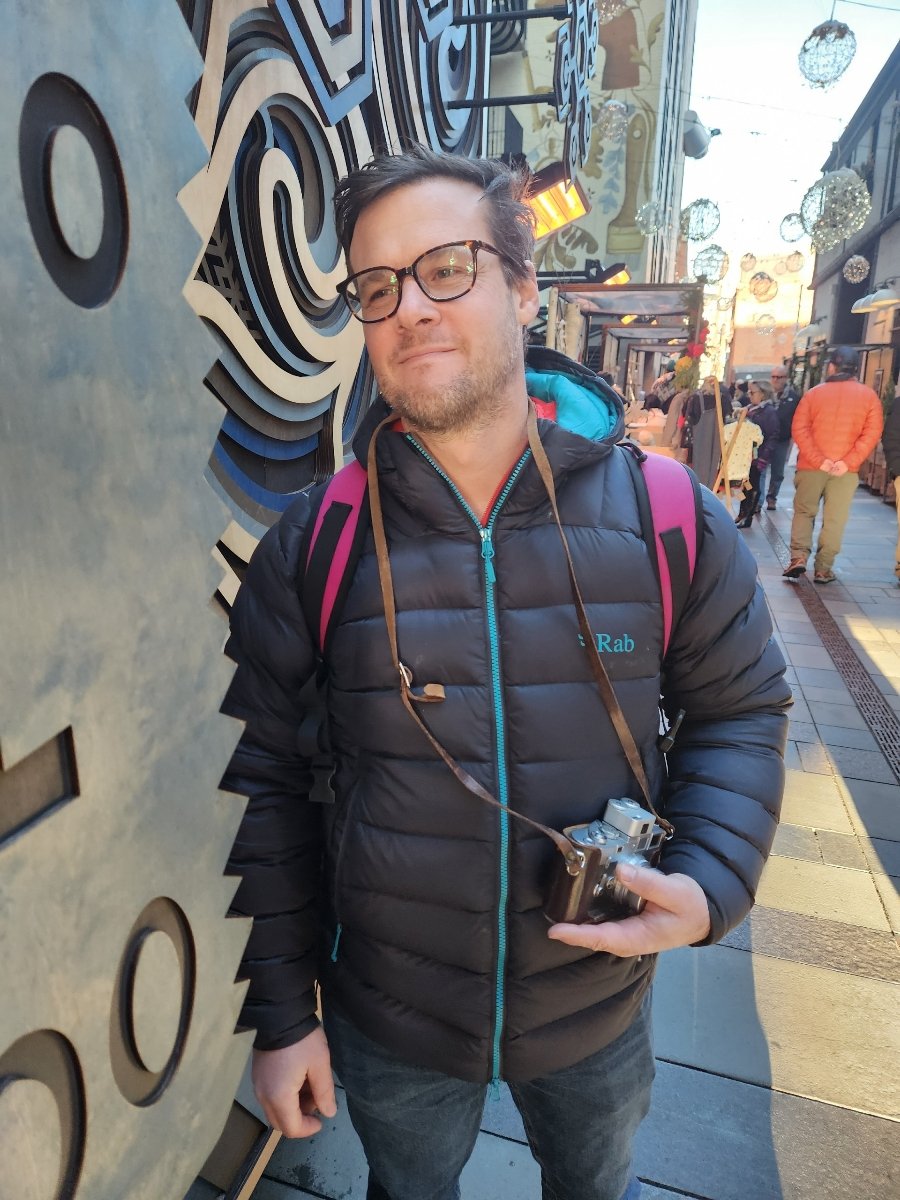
[544,798,666,925]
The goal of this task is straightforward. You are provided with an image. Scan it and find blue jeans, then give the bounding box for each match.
[323,997,654,1200]
[766,438,791,503]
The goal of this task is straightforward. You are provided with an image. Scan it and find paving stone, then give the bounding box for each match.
[814,723,878,752]
[782,642,836,670]
[771,823,820,862]
[264,1092,367,1199]
[814,828,868,870]
[799,683,854,705]
[806,700,868,729]
[183,1181,221,1200]
[870,672,900,697]
[872,873,900,933]
[861,836,900,877]
[773,618,817,636]
[720,905,900,982]
[654,945,900,1117]
[826,744,896,784]
[785,719,818,743]
[795,740,832,775]
[779,630,825,647]
[780,771,853,834]
[784,696,811,723]
[841,778,900,841]
[635,1060,900,1200]
[794,665,847,690]
[757,854,889,931]
[782,741,801,770]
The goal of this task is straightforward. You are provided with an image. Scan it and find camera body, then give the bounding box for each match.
[544,798,666,925]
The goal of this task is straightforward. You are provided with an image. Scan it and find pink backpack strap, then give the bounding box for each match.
[302,461,369,654]
[638,453,701,655]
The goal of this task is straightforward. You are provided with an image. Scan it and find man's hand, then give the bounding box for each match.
[829,459,849,476]
[819,458,835,474]
[251,1027,337,1138]
[547,863,711,956]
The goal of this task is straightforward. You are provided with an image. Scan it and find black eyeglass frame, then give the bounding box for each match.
[336,239,516,324]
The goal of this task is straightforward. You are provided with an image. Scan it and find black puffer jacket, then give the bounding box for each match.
[222,349,790,1085]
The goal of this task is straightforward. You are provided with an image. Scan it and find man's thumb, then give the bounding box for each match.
[308,1058,338,1118]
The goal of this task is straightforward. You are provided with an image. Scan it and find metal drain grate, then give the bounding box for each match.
[760,514,900,784]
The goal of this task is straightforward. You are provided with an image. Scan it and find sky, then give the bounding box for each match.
[682,0,900,266]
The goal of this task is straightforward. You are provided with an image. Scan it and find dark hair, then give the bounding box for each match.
[333,144,536,285]
[828,345,860,376]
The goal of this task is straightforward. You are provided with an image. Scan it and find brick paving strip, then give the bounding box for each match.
[759,511,900,785]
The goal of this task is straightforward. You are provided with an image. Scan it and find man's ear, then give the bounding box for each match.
[514,260,541,325]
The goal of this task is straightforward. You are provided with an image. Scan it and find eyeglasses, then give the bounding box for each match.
[336,240,514,324]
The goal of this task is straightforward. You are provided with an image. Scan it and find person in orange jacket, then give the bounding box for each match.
[783,346,883,583]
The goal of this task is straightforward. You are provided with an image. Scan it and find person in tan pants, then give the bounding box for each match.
[783,346,883,583]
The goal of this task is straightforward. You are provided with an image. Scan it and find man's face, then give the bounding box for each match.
[348,178,539,436]
[771,369,787,393]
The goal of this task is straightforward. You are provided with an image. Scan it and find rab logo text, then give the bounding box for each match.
[579,633,635,654]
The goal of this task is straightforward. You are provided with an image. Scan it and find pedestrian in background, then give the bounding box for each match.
[765,365,800,511]
[783,346,883,583]
[736,380,778,527]
[879,382,900,585]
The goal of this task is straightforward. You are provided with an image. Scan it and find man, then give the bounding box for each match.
[222,146,790,1200]
[763,365,800,511]
[783,346,883,583]
[879,384,900,584]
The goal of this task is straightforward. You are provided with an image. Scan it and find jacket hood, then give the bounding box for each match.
[524,345,624,444]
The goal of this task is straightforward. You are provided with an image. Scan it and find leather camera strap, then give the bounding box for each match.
[365,408,672,867]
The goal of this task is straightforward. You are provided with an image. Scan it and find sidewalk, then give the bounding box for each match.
[250,476,900,1200]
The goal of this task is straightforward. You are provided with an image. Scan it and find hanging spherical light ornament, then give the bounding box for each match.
[740,253,757,273]
[749,272,779,303]
[798,21,857,90]
[842,254,871,284]
[775,259,788,275]
[692,243,730,283]
[597,0,628,23]
[716,295,734,312]
[800,167,872,252]
[679,198,721,242]
[780,213,805,243]
[756,313,777,336]
[595,99,629,143]
[786,251,805,272]
[635,199,668,237]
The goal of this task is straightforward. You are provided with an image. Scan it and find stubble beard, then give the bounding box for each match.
[378,311,524,437]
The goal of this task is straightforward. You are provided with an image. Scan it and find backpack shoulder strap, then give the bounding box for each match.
[300,460,369,655]
[621,446,704,655]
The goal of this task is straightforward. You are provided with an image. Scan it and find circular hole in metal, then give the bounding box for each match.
[129,929,185,1074]
[109,897,195,1107]
[0,1030,86,1200]
[18,73,128,307]
[47,124,105,260]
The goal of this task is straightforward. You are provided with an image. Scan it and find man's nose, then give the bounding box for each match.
[394,273,439,326]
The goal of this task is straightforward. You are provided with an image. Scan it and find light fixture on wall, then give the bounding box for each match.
[851,280,900,313]
[528,162,591,239]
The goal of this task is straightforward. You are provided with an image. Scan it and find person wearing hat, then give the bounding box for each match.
[783,347,883,583]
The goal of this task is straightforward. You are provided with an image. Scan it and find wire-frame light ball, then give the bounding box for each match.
[595,99,629,143]
[716,295,734,312]
[786,251,805,273]
[798,21,857,90]
[842,254,870,284]
[780,213,805,243]
[801,167,872,252]
[635,199,667,236]
[740,253,757,273]
[775,259,788,275]
[692,244,730,283]
[749,272,778,304]
[680,198,721,242]
[597,0,628,23]
[756,313,777,336]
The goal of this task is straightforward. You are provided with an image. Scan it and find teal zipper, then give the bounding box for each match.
[407,436,530,1088]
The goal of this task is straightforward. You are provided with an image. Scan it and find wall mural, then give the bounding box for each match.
[179,0,489,605]
[491,0,669,280]
[1,2,488,1197]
